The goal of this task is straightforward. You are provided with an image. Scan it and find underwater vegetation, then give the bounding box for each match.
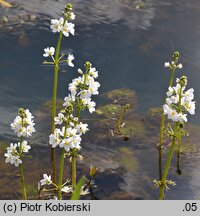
[1,1,199,200]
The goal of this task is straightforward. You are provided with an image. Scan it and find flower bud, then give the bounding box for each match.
[18,108,26,118]
[84,61,92,71]
[65,3,73,12]
[172,51,180,62]
[89,165,99,177]
[179,76,187,87]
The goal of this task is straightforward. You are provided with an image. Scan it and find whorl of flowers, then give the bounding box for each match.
[50,3,75,37]
[5,108,35,167]
[43,3,75,67]
[164,51,182,70]
[66,61,100,113]
[10,108,35,137]
[163,76,195,122]
[49,62,100,152]
[49,113,88,152]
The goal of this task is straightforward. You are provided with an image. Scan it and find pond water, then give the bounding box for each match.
[0,0,200,199]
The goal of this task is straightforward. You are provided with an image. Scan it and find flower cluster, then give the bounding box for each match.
[50,3,75,36]
[49,113,88,152]
[5,108,35,167]
[164,51,182,70]
[43,3,75,67]
[11,108,35,138]
[163,76,195,122]
[65,62,100,113]
[5,141,31,167]
[50,17,75,37]
[164,61,182,69]
[48,61,100,152]
[39,174,89,195]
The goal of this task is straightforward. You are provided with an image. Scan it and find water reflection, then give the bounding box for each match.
[0,0,200,199]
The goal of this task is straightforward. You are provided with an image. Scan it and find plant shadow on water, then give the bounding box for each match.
[1,0,200,199]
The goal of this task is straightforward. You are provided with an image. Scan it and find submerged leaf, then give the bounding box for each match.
[96,104,122,118]
[103,88,137,109]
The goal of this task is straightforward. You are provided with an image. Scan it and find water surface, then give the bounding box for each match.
[0,0,200,199]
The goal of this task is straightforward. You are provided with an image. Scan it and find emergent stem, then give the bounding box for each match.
[71,148,77,190]
[58,148,65,200]
[159,132,176,200]
[158,67,176,179]
[51,30,64,183]
[19,135,27,200]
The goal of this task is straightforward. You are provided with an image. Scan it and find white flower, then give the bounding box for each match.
[70,135,82,149]
[166,86,174,97]
[25,125,36,137]
[18,141,31,153]
[177,63,183,69]
[63,94,75,107]
[79,90,92,100]
[5,152,22,167]
[184,101,195,115]
[69,12,75,20]
[76,122,89,134]
[163,77,195,122]
[88,67,98,78]
[164,62,170,68]
[55,113,64,125]
[66,128,77,137]
[12,156,22,167]
[183,88,194,101]
[5,152,14,164]
[40,174,52,186]
[87,100,96,113]
[62,22,75,37]
[6,143,17,154]
[61,186,73,193]
[67,54,74,67]
[177,113,187,122]
[80,186,90,196]
[88,80,100,95]
[77,68,84,74]
[43,47,55,57]
[59,137,73,152]
[49,132,61,148]
[50,18,63,33]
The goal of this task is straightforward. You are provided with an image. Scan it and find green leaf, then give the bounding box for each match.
[70,176,86,200]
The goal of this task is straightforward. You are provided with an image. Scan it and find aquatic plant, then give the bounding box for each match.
[41,59,100,199]
[43,3,75,182]
[158,52,183,178]
[4,108,35,199]
[155,75,195,200]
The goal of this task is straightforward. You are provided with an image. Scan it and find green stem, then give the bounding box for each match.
[19,136,27,200]
[58,148,65,200]
[176,135,181,175]
[51,29,64,183]
[116,104,130,132]
[71,148,76,190]
[158,67,176,180]
[159,84,183,200]
[159,133,176,200]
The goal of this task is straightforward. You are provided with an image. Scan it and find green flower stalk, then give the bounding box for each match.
[45,61,100,199]
[42,3,75,183]
[5,108,35,199]
[158,76,195,199]
[115,104,131,132]
[158,51,182,179]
